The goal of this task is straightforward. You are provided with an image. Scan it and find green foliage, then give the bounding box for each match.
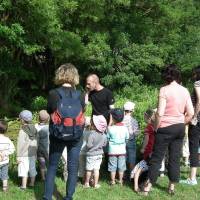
[31,96,47,111]
[0,0,200,115]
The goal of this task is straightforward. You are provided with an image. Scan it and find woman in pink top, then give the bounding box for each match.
[143,64,194,196]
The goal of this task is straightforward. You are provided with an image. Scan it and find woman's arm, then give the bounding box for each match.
[185,92,194,124]
[154,94,166,131]
[47,90,59,114]
[194,86,200,117]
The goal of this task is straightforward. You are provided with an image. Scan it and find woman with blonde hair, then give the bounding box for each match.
[43,63,85,200]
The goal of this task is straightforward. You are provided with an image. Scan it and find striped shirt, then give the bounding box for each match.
[191,81,200,122]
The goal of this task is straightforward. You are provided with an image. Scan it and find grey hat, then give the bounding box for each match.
[19,110,33,122]
[39,110,49,122]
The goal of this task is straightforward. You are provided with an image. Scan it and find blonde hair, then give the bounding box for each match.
[54,63,79,86]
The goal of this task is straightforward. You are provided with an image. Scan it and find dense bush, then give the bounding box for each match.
[0,0,199,115]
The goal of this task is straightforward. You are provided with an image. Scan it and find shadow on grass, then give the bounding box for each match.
[32,180,64,200]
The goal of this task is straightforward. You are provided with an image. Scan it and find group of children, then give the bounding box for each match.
[79,101,157,191]
[0,101,184,193]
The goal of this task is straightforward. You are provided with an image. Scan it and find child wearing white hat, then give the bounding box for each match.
[123,101,139,173]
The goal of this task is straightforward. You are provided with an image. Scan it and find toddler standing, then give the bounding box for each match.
[84,115,107,188]
[35,110,50,181]
[123,101,139,172]
[107,108,129,185]
[0,120,15,192]
[78,116,91,182]
[17,110,38,189]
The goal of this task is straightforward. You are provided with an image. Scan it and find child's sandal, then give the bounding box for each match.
[3,186,8,192]
[168,189,175,196]
[110,181,116,186]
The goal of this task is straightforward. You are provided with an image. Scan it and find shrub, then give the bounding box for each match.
[31,96,47,111]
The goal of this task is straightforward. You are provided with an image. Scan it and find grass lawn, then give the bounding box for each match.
[0,161,200,200]
[1,121,200,200]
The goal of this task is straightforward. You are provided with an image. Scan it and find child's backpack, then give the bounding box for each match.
[49,88,85,141]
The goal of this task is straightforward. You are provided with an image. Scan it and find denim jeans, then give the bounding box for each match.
[126,138,136,165]
[43,136,82,200]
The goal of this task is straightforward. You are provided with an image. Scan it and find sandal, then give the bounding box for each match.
[110,181,116,186]
[168,189,175,196]
[140,180,151,196]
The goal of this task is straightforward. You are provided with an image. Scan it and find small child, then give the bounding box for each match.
[78,116,91,182]
[0,120,15,192]
[17,110,38,189]
[123,101,139,172]
[35,110,50,181]
[84,115,107,189]
[107,108,129,185]
[131,109,156,192]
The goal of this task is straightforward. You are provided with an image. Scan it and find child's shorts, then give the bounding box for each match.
[0,164,9,180]
[108,155,126,172]
[126,139,136,165]
[18,156,37,177]
[86,155,102,171]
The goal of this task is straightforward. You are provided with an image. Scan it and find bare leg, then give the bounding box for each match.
[93,170,99,187]
[2,180,8,191]
[84,170,92,187]
[118,171,124,185]
[134,168,142,192]
[21,177,28,188]
[29,176,35,187]
[190,167,197,180]
[111,171,116,184]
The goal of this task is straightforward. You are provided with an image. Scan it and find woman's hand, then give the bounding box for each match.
[191,117,198,126]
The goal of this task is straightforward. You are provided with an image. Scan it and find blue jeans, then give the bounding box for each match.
[43,136,82,200]
[126,138,136,165]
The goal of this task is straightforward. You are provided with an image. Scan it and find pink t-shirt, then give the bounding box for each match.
[158,81,193,128]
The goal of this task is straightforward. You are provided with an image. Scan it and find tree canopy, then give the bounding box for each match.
[0,0,200,115]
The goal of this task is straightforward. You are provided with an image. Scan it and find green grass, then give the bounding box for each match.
[2,90,200,200]
[1,166,200,200]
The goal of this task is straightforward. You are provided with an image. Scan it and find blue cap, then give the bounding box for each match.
[110,108,124,123]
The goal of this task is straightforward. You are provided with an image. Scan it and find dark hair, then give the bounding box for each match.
[161,64,181,84]
[0,120,8,134]
[192,66,200,81]
[144,109,154,120]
